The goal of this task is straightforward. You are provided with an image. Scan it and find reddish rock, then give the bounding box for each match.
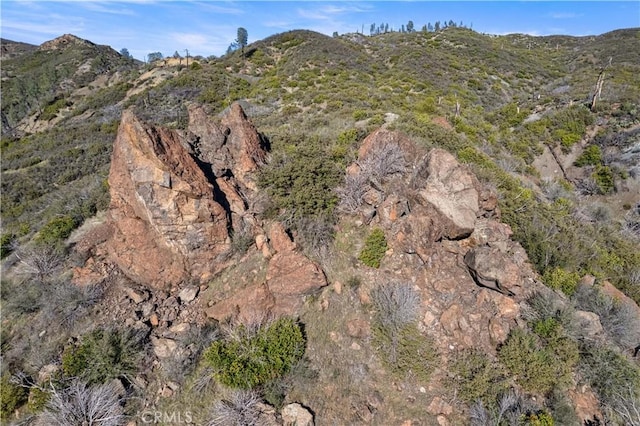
[432,116,453,130]
[600,280,640,320]
[205,283,276,323]
[488,318,509,344]
[358,128,424,164]
[188,103,267,191]
[346,318,371,338]
[440,304,462,334]
[569,386,604,424]
[107,110,232,287]
[266,250,327,314]
[427,397,453,416]
[269,222,296,253]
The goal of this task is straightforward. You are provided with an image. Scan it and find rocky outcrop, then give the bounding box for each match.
[38,34,96,51]
[341,129,543,354]
[75,102,329,323]
[188,103,267,192]
[106,109,232,287]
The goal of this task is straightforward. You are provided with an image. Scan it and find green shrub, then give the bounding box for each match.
[204,317,306,389]
[352,109,368,121]
[258,138,341,218]
[190,61,202,70]
[40,97,70,121]
[61,329,142,385]
[498,327,578,394]
[1,233,15,258]
[543,268,581,296]
[373,323,436,381]
[554,129,581,148]
[35,215,78,246]
[574,145,602,167]
[359,227,387,268]
[523,411,555,426]
[0,374,28,420]
[369,114,385,126]
[592,165,615,194]
[336,128,359,146]
[450,349,509,405]
[27,387,50,413]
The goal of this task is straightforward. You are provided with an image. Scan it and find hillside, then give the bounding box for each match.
[1,28,639,425]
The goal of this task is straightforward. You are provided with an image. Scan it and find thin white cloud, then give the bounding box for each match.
[1,17,85,38]
[297,3,372,21]
[194,1,244,15]
[487,29,542,36]
[77,2,137,16]
[263,20,295,29]
[549,12,582,19]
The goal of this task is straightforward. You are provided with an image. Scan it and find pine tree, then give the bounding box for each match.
[236,27,248,57]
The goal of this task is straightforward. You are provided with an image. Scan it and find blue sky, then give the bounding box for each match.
[1,1,638,61]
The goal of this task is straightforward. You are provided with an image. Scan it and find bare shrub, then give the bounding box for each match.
[371,282,420,334]
[14,247,64,282]
[573,202,612,224]
[208,389,263,426]
[623,203,640,239]
[573,284,640,350]
[496,156,522,174]
[359,143,407,182]
[523,290,574,331]
[370,283,433,379]
[541,179,571,202]
[336,172,370,214]
[41,280,104,328]
[576,177,601,196]
[40,379,125,426]
[608,383,640,426]
[294,214,335,260]
[469,390,539,426]
[336,143,407,214]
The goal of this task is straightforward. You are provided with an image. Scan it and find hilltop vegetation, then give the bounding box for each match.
[1,27,639,425]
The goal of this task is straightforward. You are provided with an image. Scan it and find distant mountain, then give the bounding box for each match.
[1,33,136,134]
[0,38,37,59]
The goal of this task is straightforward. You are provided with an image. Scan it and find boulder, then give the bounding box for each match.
[358,128,423,164]
[266,250,327,314]
[107,110,232,287]
[205,282,276,323]
[463,246,524,297]
[178,286,199,304]
[282,403,314,426]
[415,149,481,239]
[572,311,604,340]
[151,337,177,358]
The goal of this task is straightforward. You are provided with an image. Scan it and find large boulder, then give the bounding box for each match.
[415,149,481,239]
[107,110,233,287]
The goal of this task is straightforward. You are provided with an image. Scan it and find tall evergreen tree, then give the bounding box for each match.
[236,27,248,56]
[407,20,414,32]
